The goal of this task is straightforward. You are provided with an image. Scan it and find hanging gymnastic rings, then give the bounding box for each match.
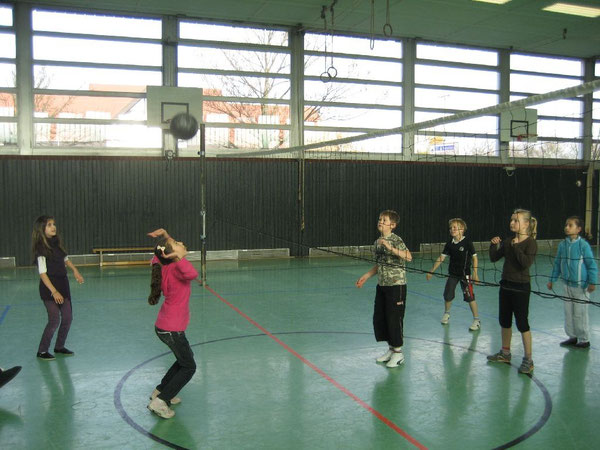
[320,71,332,82]
[320,66,337,83]
[383,23,393,37]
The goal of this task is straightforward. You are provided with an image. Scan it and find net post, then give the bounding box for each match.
[199,123,207,285]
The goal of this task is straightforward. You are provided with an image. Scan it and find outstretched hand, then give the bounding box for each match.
[148,228,170,239]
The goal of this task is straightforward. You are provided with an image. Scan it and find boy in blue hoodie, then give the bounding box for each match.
[548,216,598,349]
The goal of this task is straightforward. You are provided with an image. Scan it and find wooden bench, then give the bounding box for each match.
[92,247,155,267]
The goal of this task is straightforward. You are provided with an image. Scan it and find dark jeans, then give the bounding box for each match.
[373,284,407,348]
[38,298,72,353]
[155,327,196,402]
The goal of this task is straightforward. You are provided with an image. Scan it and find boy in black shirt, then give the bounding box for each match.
[426,218,481,331]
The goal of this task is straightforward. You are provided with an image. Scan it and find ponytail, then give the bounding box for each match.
[529,216,538,240]
[148,238,175,305]
[148,263,162,305]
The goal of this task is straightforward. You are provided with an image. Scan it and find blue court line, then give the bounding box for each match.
[0,305,11,326]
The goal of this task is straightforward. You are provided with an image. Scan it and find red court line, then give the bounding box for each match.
[205,285,427,450]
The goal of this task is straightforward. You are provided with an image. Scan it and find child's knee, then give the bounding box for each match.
[515,319,530,333]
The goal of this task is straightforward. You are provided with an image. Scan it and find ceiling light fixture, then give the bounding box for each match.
[472,0,512,4]
[543,3,600,18]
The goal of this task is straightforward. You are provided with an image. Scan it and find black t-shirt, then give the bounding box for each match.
[442,237,476,277]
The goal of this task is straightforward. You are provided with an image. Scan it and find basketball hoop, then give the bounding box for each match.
[516,134,538,142]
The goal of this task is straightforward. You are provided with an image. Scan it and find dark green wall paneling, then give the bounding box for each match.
[302,161,589,252]
[0,157,589,266]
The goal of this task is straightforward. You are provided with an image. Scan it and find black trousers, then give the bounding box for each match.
[373,284,407,348]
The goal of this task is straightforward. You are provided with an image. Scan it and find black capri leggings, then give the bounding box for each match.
[498,280,531,332]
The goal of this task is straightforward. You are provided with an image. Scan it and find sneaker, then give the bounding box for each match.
[376,349,394,363]
[560,337,577,347]
[441,313,450,325]
[386,351,405,368]
[150,388,181,405]
[518,358,534,374]
[54,348,74,356]
[469,319,481,331]
[487,350,511,363]
[147,397,175,419]
[575,341,590,349]
[0,366,22,389]
[36,352,55,361]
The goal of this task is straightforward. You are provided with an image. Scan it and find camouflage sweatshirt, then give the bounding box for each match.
[375,233,408,286]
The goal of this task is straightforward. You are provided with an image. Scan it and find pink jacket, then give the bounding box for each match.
[155,258,199,331]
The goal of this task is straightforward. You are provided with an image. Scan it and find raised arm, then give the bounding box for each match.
[147,228,171,239]
[489,237,505,262]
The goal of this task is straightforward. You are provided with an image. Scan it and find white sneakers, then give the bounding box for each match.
[386,351,405,368]
[376,349,394,363]
[147,397,175,419]
[376,348,404,367]
[441,312,481,331]
[150,388,181,405]
[469,319,481,331]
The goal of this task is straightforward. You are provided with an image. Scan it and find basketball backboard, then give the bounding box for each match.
[500,108,537,142]
[146,86,203,129]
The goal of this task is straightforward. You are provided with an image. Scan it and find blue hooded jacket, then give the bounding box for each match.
[550,237,598,289]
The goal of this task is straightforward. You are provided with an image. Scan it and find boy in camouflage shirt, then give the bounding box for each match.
[356,210,412,367]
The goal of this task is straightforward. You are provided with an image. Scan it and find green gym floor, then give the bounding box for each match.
[0,256,598,449]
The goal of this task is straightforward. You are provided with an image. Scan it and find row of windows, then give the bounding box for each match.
[0,4,598,159]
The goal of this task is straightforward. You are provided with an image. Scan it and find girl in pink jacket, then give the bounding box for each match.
[146,228,198,419]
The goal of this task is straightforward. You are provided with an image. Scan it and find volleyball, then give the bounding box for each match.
[169,112,199,140]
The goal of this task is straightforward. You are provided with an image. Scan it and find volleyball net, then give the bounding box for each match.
[209,79,600,307]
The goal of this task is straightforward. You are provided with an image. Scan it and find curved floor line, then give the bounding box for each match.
[114,331,552,450]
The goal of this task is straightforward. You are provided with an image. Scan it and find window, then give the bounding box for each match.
[31,9,162,149]
[414,43,499,156]
[304,34,403,153]
[0,3,15,148]
[592,60,599,159]
[417,42,498,66]
[509,54,584,159]
[178,21,291,151]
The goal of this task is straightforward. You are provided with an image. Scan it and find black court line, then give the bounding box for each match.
[114,332,552,450]
[414,336,553,449]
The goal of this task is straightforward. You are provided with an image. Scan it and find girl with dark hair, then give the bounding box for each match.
[146,228,198,419]
[31,215,84,361]
[548,216,597,349]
